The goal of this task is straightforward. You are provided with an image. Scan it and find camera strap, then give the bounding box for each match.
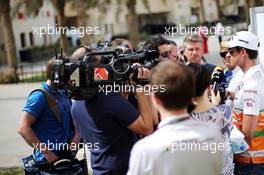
[29,88,74,145]
[29,88,62,124]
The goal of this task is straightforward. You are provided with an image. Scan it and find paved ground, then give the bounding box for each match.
[0,83,39,167]
[0,36,223,169]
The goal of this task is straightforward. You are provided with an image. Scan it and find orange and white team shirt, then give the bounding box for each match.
[233,64,264,163]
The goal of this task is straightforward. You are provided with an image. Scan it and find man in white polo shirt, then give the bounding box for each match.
[224,31,264,175]
[127,61,223,175]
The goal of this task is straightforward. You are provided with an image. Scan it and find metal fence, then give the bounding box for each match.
[17,62,47,82]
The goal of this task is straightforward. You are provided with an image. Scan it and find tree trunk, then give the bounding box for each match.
[0,0,18,83]
[51,0,68,53]
[126,0,139,46]
[215,0,221,20]
[199,0,205,24]
[244,0,250,24]
[245,0,264,24]
[76,0,91,46]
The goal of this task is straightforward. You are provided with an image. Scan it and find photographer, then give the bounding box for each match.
[143,35,176,60]
[70,47,154,175]
[18,58,80,164]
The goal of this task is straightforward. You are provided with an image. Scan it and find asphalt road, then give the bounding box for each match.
[0,83,39,167]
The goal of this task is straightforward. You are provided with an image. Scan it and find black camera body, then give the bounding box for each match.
[51,50,159,100]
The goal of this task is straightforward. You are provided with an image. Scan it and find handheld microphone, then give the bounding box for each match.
[211,66,224,95]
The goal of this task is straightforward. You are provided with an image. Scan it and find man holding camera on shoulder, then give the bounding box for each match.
[18,58,80,165]
[70,47,154,175]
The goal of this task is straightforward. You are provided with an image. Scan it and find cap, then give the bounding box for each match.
[221,31,259,51]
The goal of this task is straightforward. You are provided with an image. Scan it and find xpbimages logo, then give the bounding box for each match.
[33,24,100,37]
[165,24,232,37]
[98,82,166,95]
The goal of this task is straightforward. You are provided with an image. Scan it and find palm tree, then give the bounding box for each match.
[74,0,153,46]
[74,0,102,46]
[244,0,264,24]
[75,0,91,46]
[15,0,69,52]
[126,0,139,46]
[73,0,165,46]
[0,0,17,83]
[50,0,69,52]
[115,0,159,45]
[199,0,205,24]
[215,0,221,19]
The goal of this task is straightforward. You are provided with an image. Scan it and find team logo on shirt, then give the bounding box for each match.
[246,102,253,108]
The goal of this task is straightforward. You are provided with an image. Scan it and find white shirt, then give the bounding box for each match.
[234,65,264,116]
[227,67,243,93]
[127,115,224,175]
[226,67,244,108]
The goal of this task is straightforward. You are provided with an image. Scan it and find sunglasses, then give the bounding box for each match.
[227,47,242,55]
[227,48,236,55]
[219,52,227,58]
[160,51,171,58]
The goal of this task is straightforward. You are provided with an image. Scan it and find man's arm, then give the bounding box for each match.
[70,120,80,155]
[128,91,153,135]
[127,67,153,135]
[146,94,159,126]
[18,111,59,163]
[242,114,258,144]
[241,78,260,144]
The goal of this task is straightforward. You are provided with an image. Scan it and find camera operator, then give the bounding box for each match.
[70,47,154,175]
[18,58,80,164]
[111,38,133,52]
[143,35,177,60]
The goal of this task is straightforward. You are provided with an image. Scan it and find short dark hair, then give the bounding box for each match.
[46,57,55,80]
[187,63,211,113]
[168,40,177,47]
[245,48,258,59]
[143,35,169,51]
[187,63,211,97]
[233,47,258,60]
[151,60,195,110]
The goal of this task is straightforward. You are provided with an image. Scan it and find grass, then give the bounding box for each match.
[0,166,93,175]
[19,72,46,83]
[0,167,24,175]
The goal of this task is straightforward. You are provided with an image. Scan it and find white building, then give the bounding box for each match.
[10,0,57,62]
[0,0,249,63]
[63,0,246,40]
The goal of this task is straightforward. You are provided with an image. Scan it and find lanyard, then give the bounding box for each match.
[158,116,190,130]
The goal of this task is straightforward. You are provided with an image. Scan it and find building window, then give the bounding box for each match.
[29,32,34,46]
[20,33,26,48]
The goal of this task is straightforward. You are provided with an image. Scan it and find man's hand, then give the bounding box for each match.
[137,67,151,80]
[130,64,151,86]
[42,149,59,163]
